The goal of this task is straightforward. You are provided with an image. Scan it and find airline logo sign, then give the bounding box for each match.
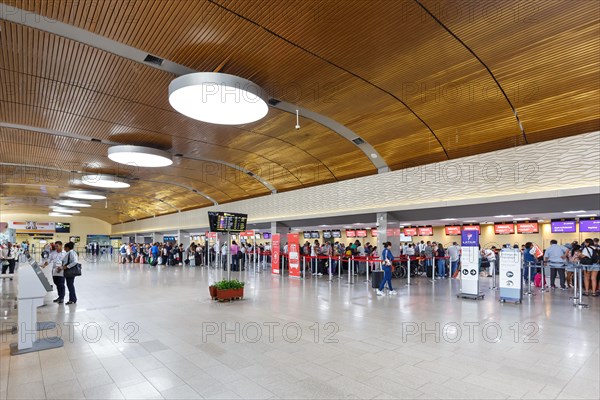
[288,233,301,278]
[239,230,255,238]
[461,230,479,247]
[271,234,281,275]
[10,221,55,233]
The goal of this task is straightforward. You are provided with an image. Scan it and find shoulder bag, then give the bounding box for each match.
[63,252,82,278]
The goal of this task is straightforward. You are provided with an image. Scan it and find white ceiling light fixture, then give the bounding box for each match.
[441,218,457,221]
[56,200,91,208]
[82,174,130,189]
[64,190,107,200]
[463,220,478,223]
[513,217,532,221]
[577,214,598,217]
[494,215,513,218]
[108,145,173,168]
[563,210,586,214]
[51,207,80,214]
[49,212,72,218]
[168,72,269,125]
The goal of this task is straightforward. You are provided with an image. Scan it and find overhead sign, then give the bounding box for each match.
[516,222,539,234]
[403,227,418,236]
[417,226,433,236]
[579,218,600,232]
[445,226,461,235]
[494,223,515,235]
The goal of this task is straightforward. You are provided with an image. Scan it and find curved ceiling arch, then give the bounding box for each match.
[414,0,528,144]
[207,0,450,160]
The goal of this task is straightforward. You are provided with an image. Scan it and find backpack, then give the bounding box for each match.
[580,245,600,265]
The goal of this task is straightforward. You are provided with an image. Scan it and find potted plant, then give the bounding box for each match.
[214,279,245,301]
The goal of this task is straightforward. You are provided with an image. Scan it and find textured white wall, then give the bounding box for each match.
[112,131,600,234]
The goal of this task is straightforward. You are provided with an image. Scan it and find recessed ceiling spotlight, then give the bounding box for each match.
[370,153,378,159]
[108,145,173,168]
[169,72,268,125]
[64,190,107,200]
[82,174,130,189]
[563,210,586,214]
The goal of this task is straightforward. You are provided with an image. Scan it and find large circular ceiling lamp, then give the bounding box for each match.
[49,212,72,218]
[168,72,269,125]
[56,200,91,208]
[64,190,107,200]
[108,145,173,168]
[82,174,130,189]
[51,207,80,214]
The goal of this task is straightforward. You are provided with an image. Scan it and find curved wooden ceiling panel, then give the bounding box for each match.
[1,0,598,223]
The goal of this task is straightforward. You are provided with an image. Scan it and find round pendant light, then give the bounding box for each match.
[64,190,107,200]
[168,72,269,125]
[82,174,130,189]
[108,145,173,168]
[51,207,80,214]
[56,200,91,208]
[49,212,72,218]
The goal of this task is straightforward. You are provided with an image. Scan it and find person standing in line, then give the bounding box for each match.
[448,242,460,278]
[231,240,239,271]
[580,238,599,296]
[424,241,434,276]
[221,243,228,270]
[377,242,397,296]
[544,239,568,290]
[482,246,497,277]
[1,242,16,279]
[44,241,66,303]
[436,243,446,278]
[523,242,538,284]
[62,242,79,305]
[311,240,320,276]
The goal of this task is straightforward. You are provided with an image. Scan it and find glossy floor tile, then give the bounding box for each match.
[1,262,599,399]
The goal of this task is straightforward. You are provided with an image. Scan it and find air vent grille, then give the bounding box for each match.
[144,54,163,66]
[352,138,365,145]
[268,98,281,106]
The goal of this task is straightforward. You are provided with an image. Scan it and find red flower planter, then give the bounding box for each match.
[209,285,217,300]
[216,288,244,301]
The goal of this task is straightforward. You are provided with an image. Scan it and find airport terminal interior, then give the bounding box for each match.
[1,1,599,399]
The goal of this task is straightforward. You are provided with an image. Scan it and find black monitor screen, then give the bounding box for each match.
[310,231,320,239]
[331,230,342,238]
[163,236,176,242]
[303,232,312,239]
[323,231,332,239]
[55,222,70,233]
[263,232,271,239]
[208,212,248,232]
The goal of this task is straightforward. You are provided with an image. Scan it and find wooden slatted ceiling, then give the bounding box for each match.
[0,19,375,183]
[0,127,270,202]
[0,0,598,223]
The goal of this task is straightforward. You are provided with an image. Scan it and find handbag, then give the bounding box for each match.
[63,253,82,278]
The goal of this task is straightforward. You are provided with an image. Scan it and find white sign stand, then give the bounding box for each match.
[10,261,63,355]
[499,249,522,303]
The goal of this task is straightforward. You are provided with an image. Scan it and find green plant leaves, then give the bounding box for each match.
[213,279,245,290]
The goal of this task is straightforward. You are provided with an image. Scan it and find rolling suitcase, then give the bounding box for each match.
[371,270,384,288]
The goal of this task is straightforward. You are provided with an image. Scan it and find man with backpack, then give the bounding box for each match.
[580,238,600,296]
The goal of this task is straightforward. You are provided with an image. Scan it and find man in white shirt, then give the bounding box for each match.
[44,241,66,303]
[447,242,461,278]
[482,247,497,277]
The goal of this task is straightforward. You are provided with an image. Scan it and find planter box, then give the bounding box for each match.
[216,288,244,301]
[209,285,217,300]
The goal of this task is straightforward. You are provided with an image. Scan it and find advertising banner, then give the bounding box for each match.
[10,221,55,233]
[271,234,281,275]
[499,248,522,302]
[460,230,480,297]
[287,233,301,278]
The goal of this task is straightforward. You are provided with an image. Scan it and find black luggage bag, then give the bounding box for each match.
[371,270,384,288]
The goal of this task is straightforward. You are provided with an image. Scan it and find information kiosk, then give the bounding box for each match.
[458,230,484,300]
[10,260,63,355]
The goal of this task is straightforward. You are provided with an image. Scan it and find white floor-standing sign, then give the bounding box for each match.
[458,230,484,300]
[499,248,522,303]
[10,260,63,355]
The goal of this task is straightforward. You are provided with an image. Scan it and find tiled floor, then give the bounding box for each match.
[1,261,599,399]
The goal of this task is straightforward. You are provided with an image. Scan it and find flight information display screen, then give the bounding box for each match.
[208,212,248,232]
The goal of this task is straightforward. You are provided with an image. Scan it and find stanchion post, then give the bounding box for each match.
[576,264,588,308]
[338,256,342,280]
[540,262,547,293]
[406,256,411,286]
[365,257,369,283]
[328,255,332,281]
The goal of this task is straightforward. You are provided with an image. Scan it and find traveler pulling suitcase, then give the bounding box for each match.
[372,270,384,289]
